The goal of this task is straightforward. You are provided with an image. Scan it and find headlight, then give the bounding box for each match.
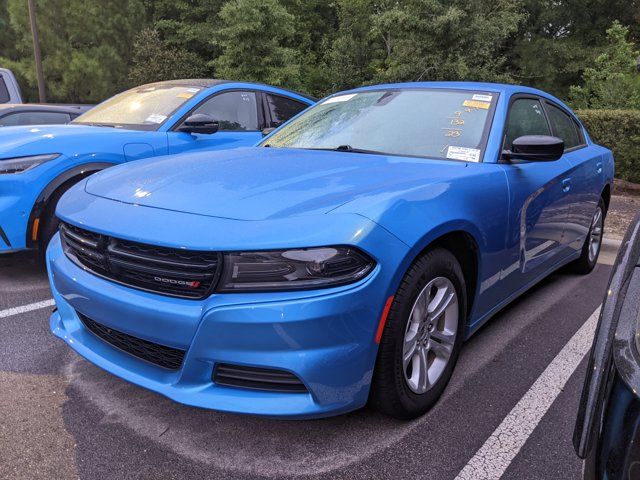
[217,246,375,292]
[0,154,60,174]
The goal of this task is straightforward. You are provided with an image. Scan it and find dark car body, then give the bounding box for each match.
[0,104,92,127]
[575,214,640,479]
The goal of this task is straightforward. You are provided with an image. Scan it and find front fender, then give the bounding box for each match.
[26,161,117,248]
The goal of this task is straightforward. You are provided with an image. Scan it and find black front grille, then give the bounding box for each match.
[60,222,222,299]
[78,312,186,370]
[213,363,308,393]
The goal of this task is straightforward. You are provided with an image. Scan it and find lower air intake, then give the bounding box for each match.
[77,312,186,370]
[213,363,308,393]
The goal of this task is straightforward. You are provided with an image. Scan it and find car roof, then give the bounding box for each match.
[345,81,570,109]
[142,79,317,102]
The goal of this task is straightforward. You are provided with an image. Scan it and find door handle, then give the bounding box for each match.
[596,162,603,174]
[562,178,571,193]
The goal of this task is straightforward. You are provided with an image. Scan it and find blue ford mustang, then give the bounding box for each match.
[48,82,613,419]
[0,79,314,257]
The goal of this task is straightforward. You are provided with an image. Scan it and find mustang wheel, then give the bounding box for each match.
[371,247,466,419]
[38,184,73,265]
[572,198,606,274]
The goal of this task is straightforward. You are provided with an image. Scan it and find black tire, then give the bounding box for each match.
[370,248,467,419]
[572,197,606,275]
[37,186,71,265]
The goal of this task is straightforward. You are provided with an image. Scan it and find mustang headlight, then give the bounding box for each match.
[0,153,60,174]
[218,246,375,292]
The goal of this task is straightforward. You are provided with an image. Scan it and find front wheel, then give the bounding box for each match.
[370,248,466,419]
[37,185,72,265]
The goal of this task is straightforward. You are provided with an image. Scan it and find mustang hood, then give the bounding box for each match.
[0,124,151,158]
[85,147,467,221]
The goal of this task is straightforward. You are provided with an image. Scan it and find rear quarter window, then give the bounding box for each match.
[0,79,10,103]
[546,103,583,150]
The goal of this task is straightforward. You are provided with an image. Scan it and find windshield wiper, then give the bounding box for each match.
[72,122,117,128]
[332,145,386,155]
[260,145,387,155]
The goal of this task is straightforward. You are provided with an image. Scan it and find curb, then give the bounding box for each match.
[602,237,622,254]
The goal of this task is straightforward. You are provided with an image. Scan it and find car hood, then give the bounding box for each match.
[0,124,150,158]
[85,147,468,221]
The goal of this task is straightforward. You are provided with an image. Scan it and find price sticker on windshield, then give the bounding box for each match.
[145,113,167,124]
[462,99,491,110]
[472,94,493,102]
[446,146,481,163]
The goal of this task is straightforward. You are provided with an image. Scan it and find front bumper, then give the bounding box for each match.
[48,228,405,418]
[0,177,34,252]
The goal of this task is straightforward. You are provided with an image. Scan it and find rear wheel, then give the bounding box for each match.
[371,248,466,419]
[572,198,606,275]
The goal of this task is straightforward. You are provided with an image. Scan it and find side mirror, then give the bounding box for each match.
[177,114,219,135]
[262,127,276,137]
[502,135,564,162]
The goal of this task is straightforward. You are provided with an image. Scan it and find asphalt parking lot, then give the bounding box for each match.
[0,242,618,480]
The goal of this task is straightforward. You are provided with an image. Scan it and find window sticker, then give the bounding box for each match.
[322,93,357,105]
[177,93,194,99]
[446,146,481,162]
[462,99,490,110]
[186,88,200,93]
[472,94,493,102]
[145,113,167,124]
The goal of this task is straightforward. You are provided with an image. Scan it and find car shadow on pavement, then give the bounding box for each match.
[61,353,408,478]
[0,251,50,308]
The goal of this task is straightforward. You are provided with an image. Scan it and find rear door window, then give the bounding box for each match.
[545,103,583,150]
[265,94,307,127]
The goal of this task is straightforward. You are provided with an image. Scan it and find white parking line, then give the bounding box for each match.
[0,299,55,319]
[455,306,601,480]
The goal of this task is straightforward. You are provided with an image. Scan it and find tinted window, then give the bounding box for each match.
[0,79,9,103]
[0,111,71,127]
[264,89,496,161]
[546,103,582,149]
[192,91,258,131]
[504,99,550,148]
[266,94,307,127]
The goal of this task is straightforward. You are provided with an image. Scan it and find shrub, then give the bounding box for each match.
[576,109,640,183]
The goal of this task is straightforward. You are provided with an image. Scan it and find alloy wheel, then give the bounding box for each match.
[402,276,459,394]
[588,207,603,263]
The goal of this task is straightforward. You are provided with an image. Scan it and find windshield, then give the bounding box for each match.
[263,88,497,162]
[72,84,202,131]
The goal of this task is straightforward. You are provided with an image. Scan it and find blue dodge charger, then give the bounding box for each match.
[0,79,314,258]
[48,82,613,419]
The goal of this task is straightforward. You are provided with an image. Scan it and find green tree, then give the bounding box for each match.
[0,0,18,61]
[508,0,640,97]
[213,0,302,89]
[569,22,640,109]
[326,0,376,92]
[327,0,525,91]
[129,28,205,85]
[280,0,337,96]
[0,0,145,103]
[141,0,226,77]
